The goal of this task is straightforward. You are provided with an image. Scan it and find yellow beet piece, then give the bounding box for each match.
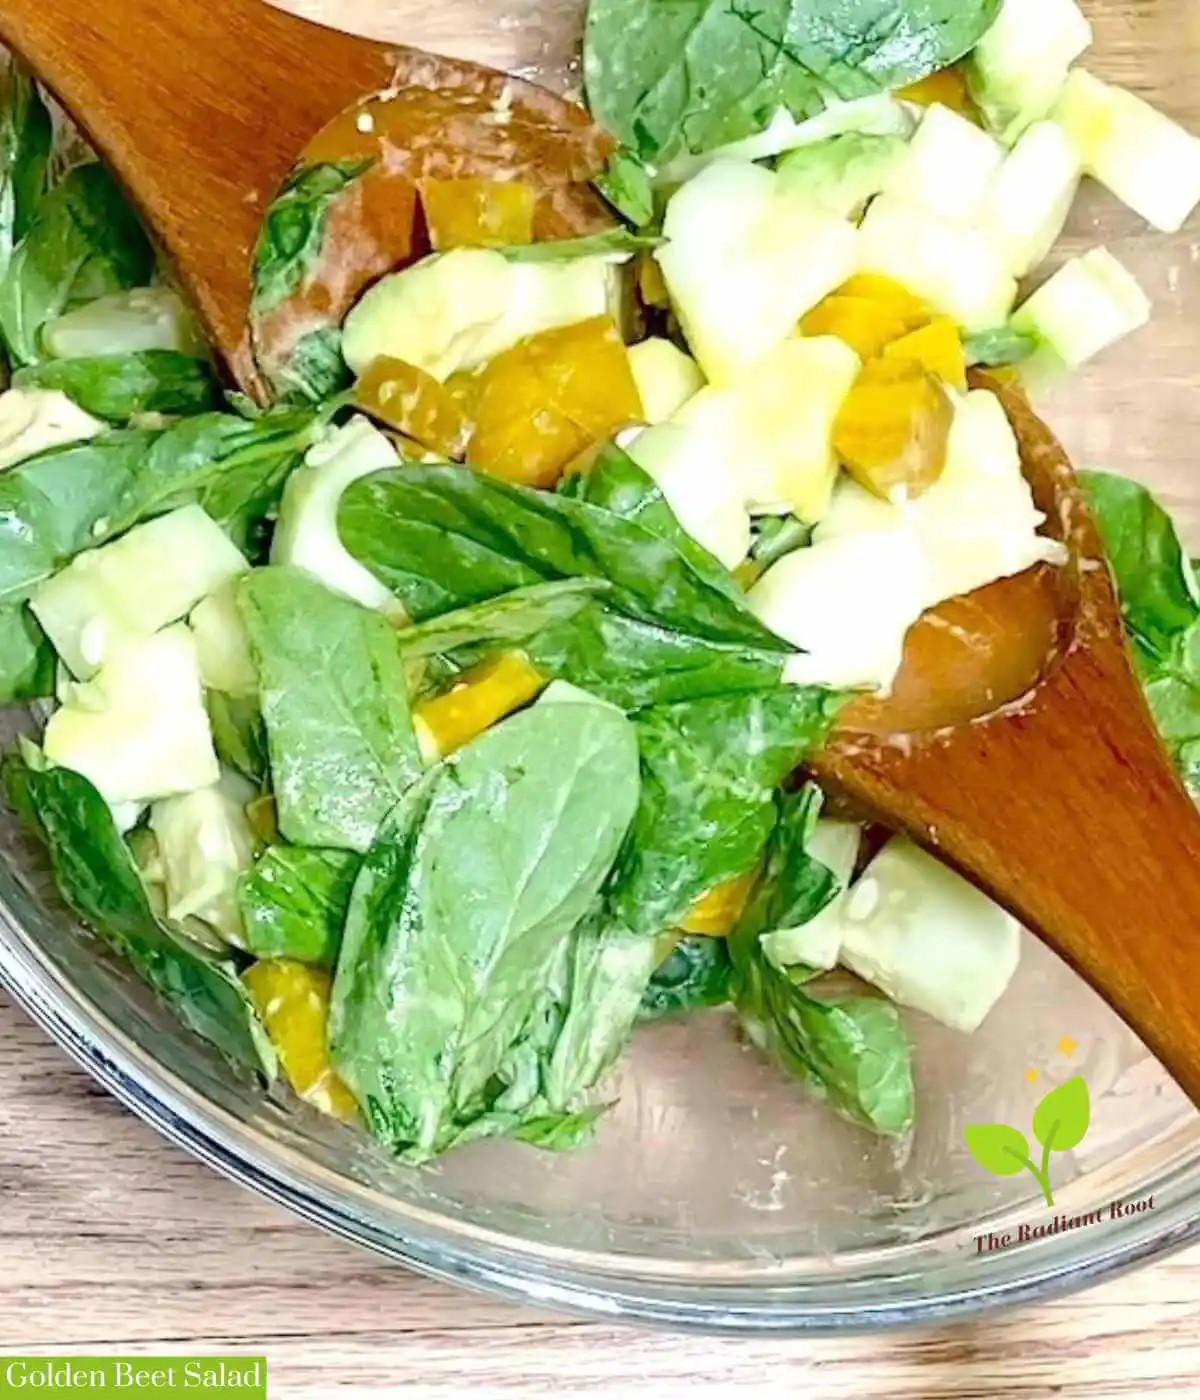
[833,359,953,500]
[638,251,671,308]
[356,355,473,458]
[833,274,930,332]
[896,67,980,124]
[883,317,967,392]
[464,316,644,487]
[418,177,537,250]
[679,870,757,937]
[801,295,913,361]
[243,961,357,1122]
[414,652,547,760]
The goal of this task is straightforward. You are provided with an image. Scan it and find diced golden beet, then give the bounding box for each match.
[896,67,981,124]
[679,870,757,937]
[243,961,358,1122]
[801,295,913,360]
[833,274,930,332]
[418,177,537,250]
[883,317,967,391]
[413,652,547,760]
[638,251,671,308]
[833,359,953,500]
[356,355,473,458]
[245,794,278,848]
[465,316,643,487]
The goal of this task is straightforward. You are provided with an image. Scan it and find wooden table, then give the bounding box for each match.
[3,992,1199,1396]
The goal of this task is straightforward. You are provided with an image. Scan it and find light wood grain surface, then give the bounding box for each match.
[2,989,1199,1396]
[4,1,1200,1394]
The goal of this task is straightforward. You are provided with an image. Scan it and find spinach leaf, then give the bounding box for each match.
[238,844,359,968]
[14,351,219,421]
[0,602,54,702]
[584,0,1001,162]
[594,148,657,228]
[638,934,733,1019]
[0,163,154,365]
[251,160,374,317]
[740,515,813,587]
[238,567,423,853]
[1080,471,1200,664]
[4,758,276,1077]
[963,327,1039,369]
[501,228,662,262]
[207,691,269,785]
[268,325,352,405]
[394,579,610,659]
[329,699,641,1159]
[729,789,914,1135]
[0,62,52,283]
[607,685,844,936]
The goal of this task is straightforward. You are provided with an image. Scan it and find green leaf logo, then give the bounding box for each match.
[964,1074,1092,1208]
[1032,1076,1090,1153]
[964,1123,1033,1177]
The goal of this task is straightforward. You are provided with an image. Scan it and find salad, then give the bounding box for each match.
[2,0,1200,1164]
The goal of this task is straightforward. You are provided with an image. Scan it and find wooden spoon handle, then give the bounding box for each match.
[0,0,401,378]
[819,387,1200,1105]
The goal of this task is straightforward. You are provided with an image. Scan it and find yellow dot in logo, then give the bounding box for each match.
[1058,1035,1078,1057]
[1025,1068,1040,1084]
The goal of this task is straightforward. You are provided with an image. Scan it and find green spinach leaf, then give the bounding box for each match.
[501,228,662,262]
[594,148,657,227]
[0,163,154,365]
[14,350,219,421]
[238,844,359,968]
[238,567,423,853]
[729,788,914,1134]
[638,934,733,1019]
[0,62,52,283]
[207,691,269,785]
[394,579,610,660]
[584,0,1001,162]
[607,685,844,936]
[268,325,352,405]
[4,758,275,1077]
[0,602,54,702]
[329,699,641,1159]
[963,327,1039,368]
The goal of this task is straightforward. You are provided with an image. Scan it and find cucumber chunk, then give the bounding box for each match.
[189,582,258,698]
[0,387,104,468]
[43,286,206,360]
[760,819,862,971]
[983,120,1082,277]
[627,338,705,424]
[901,104,1004,223]
[775,132,908,220]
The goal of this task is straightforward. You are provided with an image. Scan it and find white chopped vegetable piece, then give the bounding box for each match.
[1054,69,1200,234]
[983,120,1082,277]
[43,286,206,359]
[857,196,1017,333]
[0,387,103,468]
[760,820,862,971]
[966,0,1093,144]
[627,338,705,424]
[44,626,219,805]
[838,838,1021,1033]
[775,132,908,219]
[901,104,1004,222]
[150,768,258,945]
[271,416,405,613]
[674,335,861,520]
[656,160,858,385]
[1010,247,1151,380]
[31,505,249,679]
[341,248,619,380]
[189,582,258,697]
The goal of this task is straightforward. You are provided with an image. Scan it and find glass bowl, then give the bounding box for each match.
[2,0,1200,1334]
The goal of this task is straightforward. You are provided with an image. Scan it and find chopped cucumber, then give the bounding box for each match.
[901,104,1004,223]
[341,248,620,381]
[189,582,258,698]
[44,626,219,805]
[271,416,405,614]
[760,820,862,971]
[627,338,705,424]
[966,0,1093,145]
[1054,69,1200,234]
[838,838,1021,1033]
[775,133,908,220]
[149,768,258,946]
[674,335,862,521]
[624,423,751,569]
[31,505,249,679]
[1010,247,1151,382]
[656,160,858,385]
[0,387,104,468]
[42,287,206,360]
[983,120,1082,277]
[857,196,1017,333]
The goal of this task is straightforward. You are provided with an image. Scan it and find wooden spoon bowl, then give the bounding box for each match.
[5,0,1200,1103]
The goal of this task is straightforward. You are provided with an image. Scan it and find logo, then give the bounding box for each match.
[964,1074,1090,1207]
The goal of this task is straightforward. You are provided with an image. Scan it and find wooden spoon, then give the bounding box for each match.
[5,0,1200,1104]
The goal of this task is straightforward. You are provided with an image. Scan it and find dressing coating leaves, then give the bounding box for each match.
[237,844,359,968]
[14,351,219,421]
